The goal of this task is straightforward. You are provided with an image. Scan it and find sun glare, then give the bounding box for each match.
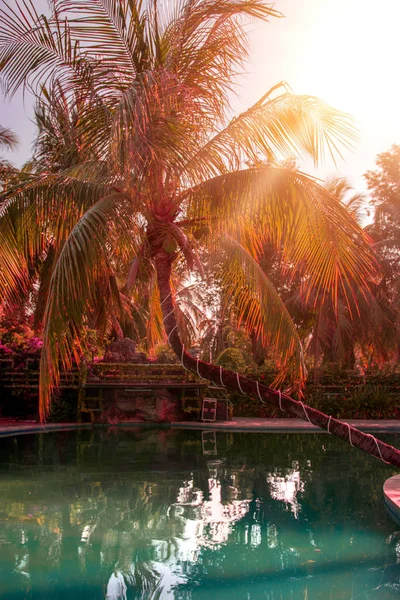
[299,0,400,122]
[248,0,400,187]
[298,0,400,187]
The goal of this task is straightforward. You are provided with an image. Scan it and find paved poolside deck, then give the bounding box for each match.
[1,417,400,437]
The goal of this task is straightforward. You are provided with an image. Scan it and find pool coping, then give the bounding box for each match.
[1,417,400,438]
[384,474,400,526]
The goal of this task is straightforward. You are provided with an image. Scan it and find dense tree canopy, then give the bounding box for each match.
[365,145,400,276]
[365,145,400,213]
[363,145,400,363]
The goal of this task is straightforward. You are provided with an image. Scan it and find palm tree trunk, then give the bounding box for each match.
[155,249,400,468]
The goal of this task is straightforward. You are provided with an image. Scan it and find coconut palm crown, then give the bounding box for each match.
[0,0,376,424]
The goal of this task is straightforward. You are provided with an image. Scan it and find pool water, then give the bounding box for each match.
[0,428,400,599]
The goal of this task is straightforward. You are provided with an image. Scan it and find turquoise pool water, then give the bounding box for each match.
[0,428,399,599]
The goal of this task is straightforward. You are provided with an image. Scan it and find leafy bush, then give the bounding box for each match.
[0,315,42,363]
[154,344,179,364]
[216,348,248,372]
[347,385,399,418]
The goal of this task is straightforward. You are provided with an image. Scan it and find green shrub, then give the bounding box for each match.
[216,348,247,372]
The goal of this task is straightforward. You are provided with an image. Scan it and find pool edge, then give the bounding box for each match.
[384,474,400,526]
[1,418,400,438]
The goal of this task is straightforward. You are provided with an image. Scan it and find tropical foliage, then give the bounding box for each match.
[362,145,400,364]
[0,312,42,361]
[0,0,377,428]
[0,124,18,189]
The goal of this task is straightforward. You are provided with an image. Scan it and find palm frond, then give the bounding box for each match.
[0,125,18,150]
[325,176,368,224]
[39,191,135,418]
[0,210,28,303]
[187,165,376,307]
[1,0,86,95]
[163,1,282,125]
[111,70,198,177]
[183,87,357,182]
[0,165,114,271]
[0,2,114,155]
[53,0,140,76]
[219,235,306,385]
[32,84,110,169]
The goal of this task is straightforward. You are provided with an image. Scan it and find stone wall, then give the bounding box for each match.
[98,387,184,424]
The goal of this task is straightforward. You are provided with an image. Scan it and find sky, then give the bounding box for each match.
[1,0,400,196]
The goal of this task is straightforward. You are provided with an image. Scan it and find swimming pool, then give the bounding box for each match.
[0,428,399,599]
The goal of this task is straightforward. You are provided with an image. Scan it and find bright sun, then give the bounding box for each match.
[248,0,400,186]
[299,0,400,130]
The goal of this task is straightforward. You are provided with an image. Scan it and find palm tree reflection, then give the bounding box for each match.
[0,430,399,599]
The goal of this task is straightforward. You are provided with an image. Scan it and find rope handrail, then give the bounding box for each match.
[191,352,399,466]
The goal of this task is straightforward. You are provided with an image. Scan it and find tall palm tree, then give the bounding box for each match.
[1,0,400,464]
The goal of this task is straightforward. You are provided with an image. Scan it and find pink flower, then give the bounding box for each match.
[0,343,13,354]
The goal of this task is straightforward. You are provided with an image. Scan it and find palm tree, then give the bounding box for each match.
[0,125,17,151]
[1,0,400,464]
[291,178,398,374]
[0,125,18,184]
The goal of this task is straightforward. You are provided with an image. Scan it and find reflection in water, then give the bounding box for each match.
[267,461,305,518]
[0,429,399,599]
[174,468,251,551]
